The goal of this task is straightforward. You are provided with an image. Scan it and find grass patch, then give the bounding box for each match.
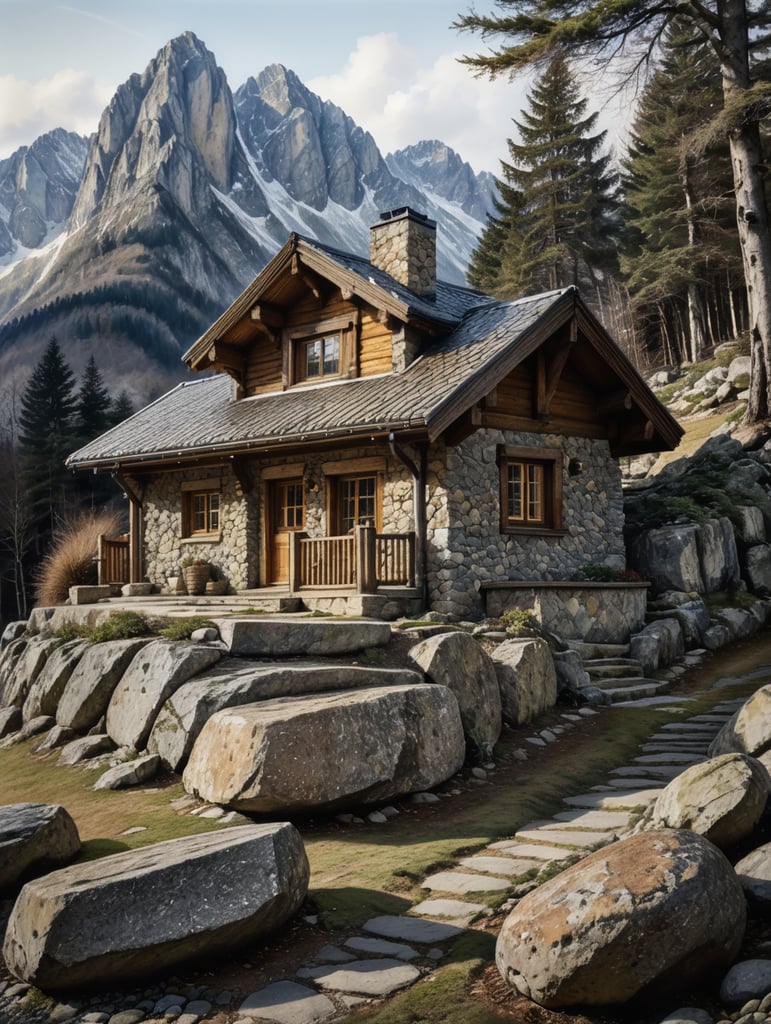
[157,616,217,640]
[340,932,505,1024]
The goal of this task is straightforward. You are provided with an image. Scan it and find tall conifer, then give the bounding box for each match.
[469,54,619,302]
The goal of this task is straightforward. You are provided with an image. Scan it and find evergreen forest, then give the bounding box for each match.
[0,340,132,622]
[466,22,759,375]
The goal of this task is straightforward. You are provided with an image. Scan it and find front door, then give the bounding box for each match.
[268,478,305,585]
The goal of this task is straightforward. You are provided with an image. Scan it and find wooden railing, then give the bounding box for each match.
[376,533,415,586]
[98,533,130,585]
[298,534,355,589]
[290,525,416,592]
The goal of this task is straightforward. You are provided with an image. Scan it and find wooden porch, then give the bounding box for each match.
[98,524,418,603]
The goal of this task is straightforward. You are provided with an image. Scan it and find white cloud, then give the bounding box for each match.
[0,71,110,158]
[310,34,532,175]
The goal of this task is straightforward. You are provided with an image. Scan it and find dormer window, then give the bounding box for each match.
[286,315,355,388]
[302,334,340,380]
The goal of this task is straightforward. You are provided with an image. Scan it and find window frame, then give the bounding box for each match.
[327,472,383,534]
[286,315,355,387]
[181,479,222,540]
[497,445,565,536]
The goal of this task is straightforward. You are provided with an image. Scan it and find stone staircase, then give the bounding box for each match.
[568,641,671,703]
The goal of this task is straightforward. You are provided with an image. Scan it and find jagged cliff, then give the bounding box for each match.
[0,33,493,401]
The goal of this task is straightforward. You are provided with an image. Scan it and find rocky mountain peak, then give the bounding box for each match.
[387,140,497,221]
[70,31,236,227]
[0,128,89,255]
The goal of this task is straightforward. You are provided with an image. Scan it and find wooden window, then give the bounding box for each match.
[184,489,220,537]
[498,446,563,534]
[301,334,340,380]
[340,475,376,532]
[287,315,354,386]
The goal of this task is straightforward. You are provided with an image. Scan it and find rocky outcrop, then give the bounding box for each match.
[0,803,81,892]
[0,636,61,709]
[495,830,745,1008]
[408,632,501,754]
[105,640,222,750]
[3,824,309,990]
[217,618,391,657]
[22,640,89,721]
[489,638,557,726]
[636,753,771,849]
[56,637,154,731]
[182,684,465,813]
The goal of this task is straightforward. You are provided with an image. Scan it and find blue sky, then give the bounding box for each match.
[0,1,626,174]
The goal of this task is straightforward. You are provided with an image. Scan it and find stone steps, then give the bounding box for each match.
[585,658,645,680]
[567,640,631,660]
[596,677,672,703]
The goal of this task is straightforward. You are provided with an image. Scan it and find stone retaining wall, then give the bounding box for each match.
[482,582,649,643]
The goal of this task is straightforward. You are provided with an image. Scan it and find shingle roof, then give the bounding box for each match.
[68,288,570,468]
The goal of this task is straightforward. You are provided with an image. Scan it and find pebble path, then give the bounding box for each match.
[1,687,768,1024]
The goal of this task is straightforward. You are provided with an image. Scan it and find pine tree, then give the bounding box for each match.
[454,0,771,421]
[469,54,619,302]
[620,25,744,365]
[76,355,112,443]
[109,390,134,427]
[18,337,78,535]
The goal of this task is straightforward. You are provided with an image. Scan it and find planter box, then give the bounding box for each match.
[183,565,211,595]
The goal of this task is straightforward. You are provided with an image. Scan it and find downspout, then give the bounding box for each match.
[113,469,143,584]
[388,432,428,608]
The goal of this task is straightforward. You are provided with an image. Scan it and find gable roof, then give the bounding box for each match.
[68,283,682,471]
[183,234,489,372]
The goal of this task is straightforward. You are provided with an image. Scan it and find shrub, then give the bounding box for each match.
[498,608,542,638]
[53,611,151,643]
[157,616,217,640]
[35,510,123,607]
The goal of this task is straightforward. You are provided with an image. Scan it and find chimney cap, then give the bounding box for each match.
[374,207,436,230]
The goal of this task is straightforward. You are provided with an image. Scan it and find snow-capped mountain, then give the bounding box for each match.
[0,33,494,402]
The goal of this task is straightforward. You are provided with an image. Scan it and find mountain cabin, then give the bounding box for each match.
[67,207,682,620]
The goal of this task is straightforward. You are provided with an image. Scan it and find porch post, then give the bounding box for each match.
[128,497,142,584]
[355,524,377,594]
[288,531,306,594]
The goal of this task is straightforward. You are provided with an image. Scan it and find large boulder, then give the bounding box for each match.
[629,618,685,675]
[745,545,771,595]
[105,641,222,750]
[629,525,703,595]
[183,684,465,813]
[149,660,423,772]
[22,640,89,721]
[56,637,153,732]
[735,842,771,908]
[709,685,771,760]
[489,638,557,726]
[217,619,391,657]
[697,518,741,593]
[3,823,309,990]
[495,830,745,1008]
[0,803,81,892]
[636,753,770,849]
[0,636,62,709]
[408,632,501,754]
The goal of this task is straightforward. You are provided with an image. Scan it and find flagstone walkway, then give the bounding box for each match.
[227,698,743,1024]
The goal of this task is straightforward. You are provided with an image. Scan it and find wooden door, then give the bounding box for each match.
[268,478,305,585]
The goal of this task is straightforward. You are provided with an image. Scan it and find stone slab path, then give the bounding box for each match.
[224,699,743,1023]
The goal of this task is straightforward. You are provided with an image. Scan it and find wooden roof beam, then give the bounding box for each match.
[207,341,245,373]
[290,254,326,301]
[597,389,634,415]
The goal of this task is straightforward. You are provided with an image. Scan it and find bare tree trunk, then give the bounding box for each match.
[728,271,740,338]
[681,157,707,362]
[720,0,771,421]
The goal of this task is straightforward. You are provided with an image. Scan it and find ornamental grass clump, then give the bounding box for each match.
[35,510,123,607]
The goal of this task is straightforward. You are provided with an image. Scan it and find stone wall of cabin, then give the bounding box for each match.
[142,465,257,591]
[141,447,414,591]
[426,429,626,619]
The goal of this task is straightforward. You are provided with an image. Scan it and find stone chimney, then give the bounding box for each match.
[369,207,437,299]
